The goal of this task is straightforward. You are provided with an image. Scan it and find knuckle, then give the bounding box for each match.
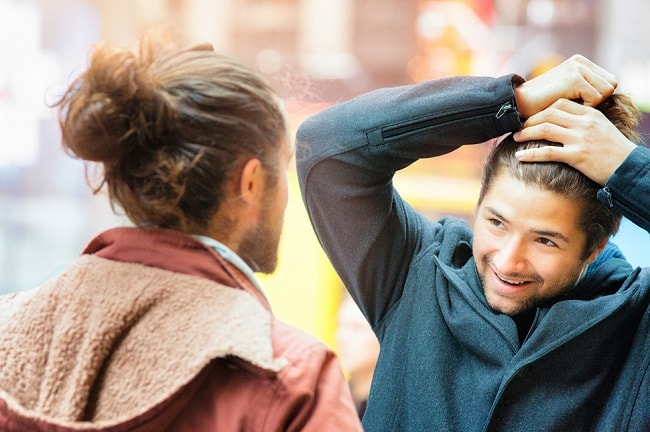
[546,107,561,120]
[583,115,602,132]
[542,146,555,157]
[540,123,553,134]
[550,99,568,111]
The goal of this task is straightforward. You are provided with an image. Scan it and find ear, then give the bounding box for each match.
[585,238,608,265]
[239,158,265,205]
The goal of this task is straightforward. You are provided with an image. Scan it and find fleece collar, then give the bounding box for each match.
[84,226,271,309]
[0,228,286,428]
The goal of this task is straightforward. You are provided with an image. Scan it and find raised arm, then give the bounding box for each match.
[296,75,522,328]
[297,56,618,328]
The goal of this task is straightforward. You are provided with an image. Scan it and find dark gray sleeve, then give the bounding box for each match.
[601,145,650,233]
[296,74,524,328]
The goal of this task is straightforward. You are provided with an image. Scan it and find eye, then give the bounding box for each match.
[489,218,505,229]
[537,237,558,247]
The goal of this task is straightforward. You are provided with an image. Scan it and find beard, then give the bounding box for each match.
[236,196,284,274]
[478,255,587,316]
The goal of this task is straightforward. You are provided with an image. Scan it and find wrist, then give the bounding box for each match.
[513,80,534,119]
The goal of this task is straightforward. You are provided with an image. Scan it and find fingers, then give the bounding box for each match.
[512,95,637,185]
[514,144,571,164]
[514,122,572,146]
[514,99,585,143]
[569,55,617,106]
[514,55,617,118]
[527,98,587,124]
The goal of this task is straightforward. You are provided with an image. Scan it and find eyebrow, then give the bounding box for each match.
[485,206,570,243]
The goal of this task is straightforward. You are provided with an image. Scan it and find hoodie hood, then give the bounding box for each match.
[0,228,286,431]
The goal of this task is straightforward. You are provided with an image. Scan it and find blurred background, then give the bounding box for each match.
[1,0,649,353]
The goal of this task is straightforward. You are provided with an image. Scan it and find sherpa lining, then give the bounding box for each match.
[0,254,286,428]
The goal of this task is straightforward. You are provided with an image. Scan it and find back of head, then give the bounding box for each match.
[479,94,642,259]
[55,31,286,233]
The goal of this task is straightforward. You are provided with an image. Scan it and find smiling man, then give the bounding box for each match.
[297,56,650,431]
[474,182,589,316]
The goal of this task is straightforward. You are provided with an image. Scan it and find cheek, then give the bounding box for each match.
[471,223,492,258]
[533,256,564,283]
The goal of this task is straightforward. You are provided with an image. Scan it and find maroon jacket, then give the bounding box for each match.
[0,227,362,431]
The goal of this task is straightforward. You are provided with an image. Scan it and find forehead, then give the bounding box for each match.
[479,173,585,236]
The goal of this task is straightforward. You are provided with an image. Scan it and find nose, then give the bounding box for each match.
[492,236,528,274]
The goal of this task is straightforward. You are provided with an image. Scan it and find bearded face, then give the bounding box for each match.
[236,133,292,275]
[236,187,286,274]
[472,172,598,315]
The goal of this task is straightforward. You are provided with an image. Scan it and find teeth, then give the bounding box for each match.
[501,277,525,285]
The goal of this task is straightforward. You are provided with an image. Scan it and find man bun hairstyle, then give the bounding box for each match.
[479,94,642,259]
[54,32,286,233]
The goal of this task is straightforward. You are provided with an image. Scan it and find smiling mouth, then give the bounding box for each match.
[497,274,530,286]
[481,257,541,292]
[489,264,541,288]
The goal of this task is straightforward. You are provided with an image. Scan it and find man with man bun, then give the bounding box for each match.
[0,33,362,431]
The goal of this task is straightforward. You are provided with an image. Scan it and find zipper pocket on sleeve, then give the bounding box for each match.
[598,186,648,229]
[381,100,516,140]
